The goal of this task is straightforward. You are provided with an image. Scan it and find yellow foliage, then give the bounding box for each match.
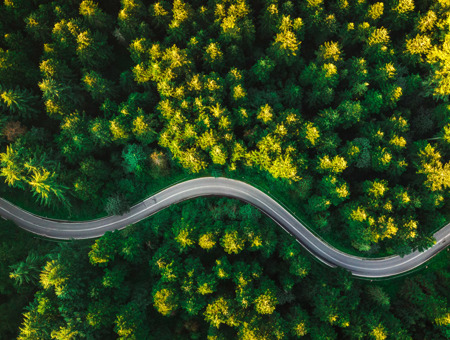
[389,136,407,148]
[367,181,388,198]
[435,313,450,325]
[371,324,387,340]
[406,34,432,57]
[323,63,338,77]
[318,155,347,173]
[254,291,277,315]
[392,0,414,14]
[368,27,390,46]
[153,288,177,316]
[232,84,246,101]
[175,228,195,249]
[257,104,273,123]
[205,42,223,63]
[110,120,129,142]
[221,230,245,254]
[367,2,384,20]
[318,41,342,62]
[293,322,308,336]
[51,326,79,340]
[350,206,367,222]
[199,233,216,250]
[417,10,437,32]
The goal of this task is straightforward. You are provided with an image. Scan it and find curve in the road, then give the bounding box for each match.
[0,177,449,278]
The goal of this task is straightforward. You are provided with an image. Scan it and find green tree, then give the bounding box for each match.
[76,30,113,69]
[79,0,112,30]
[269,15,303,66]
[366,285,390,308]
[0,145,26,188]
[82,70,116,102]
[9,252,43,287]
[122,144,148,174]
[416,142,450,192]
[104,194,130,216]
[0,86,39,119]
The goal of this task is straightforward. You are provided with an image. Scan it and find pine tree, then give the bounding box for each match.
[0,86,39,119]
[122,144,147,174]
[82,70,116,102]
[9,252,42,287]
[0,145,26,188]
[104,194,130,216]
[26,167,69,208]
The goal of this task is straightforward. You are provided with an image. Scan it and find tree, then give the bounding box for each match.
[366,285,390,308]
[110,117,130,144]
[0,145,26,188]
[117,0,148,42]
[114,301,149,339]
[76,30,113,69]
[269,15,302,66]
[122,144,148,174]
[0,86,39,119]
[50,326,79,340]
[220,228,245,254]
[251,56,276,83]
[416,142,450,191]
[2,121,27,142]
[320,175,350,206]
[9,252,43,287]
[27,167,69,208]
[152,287,178,316]
[254,288,278,315]
[288,307,310,337]
[82,70,116,102]
[215,0,255,46]
[104,194,130,216]
[89,118,113,146]
[204,297,234,328]
[39,260,69,297]
[79,0,113,30]
[316,41,343,63]
[317,155,347,174]
[38,78,82,117]
[88,231,120,267]
[203,41,224,71]
[132,115,157,144]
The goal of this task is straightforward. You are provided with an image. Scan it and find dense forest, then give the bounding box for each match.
[0,198,449,339]
[1,0,450,253]
[0,0,450,338]
[0,0,450,253]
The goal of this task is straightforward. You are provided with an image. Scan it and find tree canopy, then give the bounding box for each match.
[0,0,450,338]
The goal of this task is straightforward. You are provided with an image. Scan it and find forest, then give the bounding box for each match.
[0,198,449,339]
[0,0,449,338]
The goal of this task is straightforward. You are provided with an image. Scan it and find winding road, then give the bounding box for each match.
[1,177,449,278]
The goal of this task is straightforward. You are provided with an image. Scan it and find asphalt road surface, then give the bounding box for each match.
[0,177,449,278]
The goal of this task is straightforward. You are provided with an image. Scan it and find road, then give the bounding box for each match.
[0,177,449,278]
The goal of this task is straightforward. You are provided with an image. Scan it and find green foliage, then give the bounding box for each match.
[0,144,69,208]
[104,194,130,216]
[0,0,450,320]
[0,86,39,119]
[122,144,147,174]
[82,70,116,102]
[5,199,448,340]
[416,142,450,192]
[9,252,43,287]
